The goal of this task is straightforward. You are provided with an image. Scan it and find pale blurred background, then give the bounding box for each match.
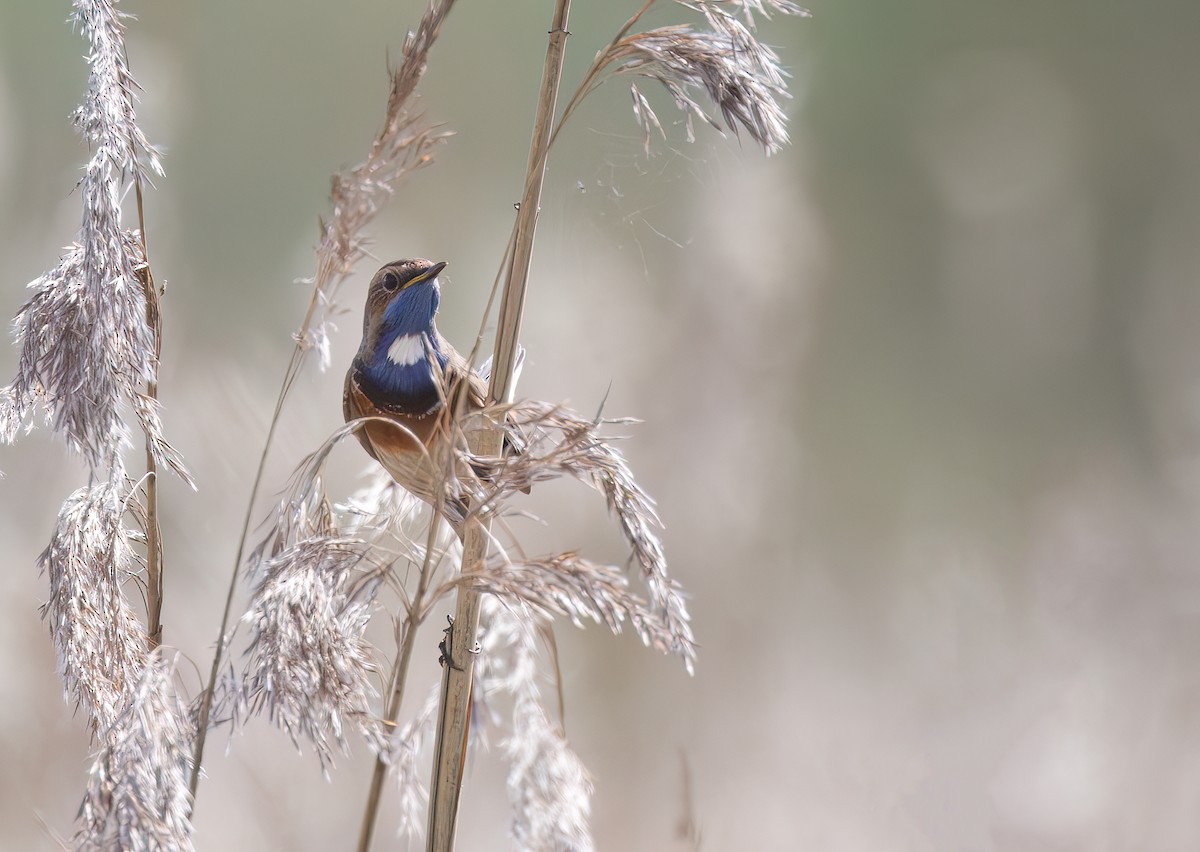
[3,1,1200,849]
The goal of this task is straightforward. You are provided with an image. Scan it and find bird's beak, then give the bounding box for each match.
[419,261,448,283]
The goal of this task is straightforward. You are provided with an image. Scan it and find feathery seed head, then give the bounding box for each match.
[602,2,799,156]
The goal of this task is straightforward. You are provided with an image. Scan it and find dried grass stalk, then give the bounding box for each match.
[426,3,573,847]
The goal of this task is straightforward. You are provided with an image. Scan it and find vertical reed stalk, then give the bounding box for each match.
[357,513,445,852]
[425,3,572,849]
[133,176,165,649]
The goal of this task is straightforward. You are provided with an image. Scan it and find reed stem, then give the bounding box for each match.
[133,168,165,650]
[425,3,572,849]
[357,512,445,852]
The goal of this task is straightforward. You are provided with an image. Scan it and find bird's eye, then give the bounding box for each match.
[381,271,402,292]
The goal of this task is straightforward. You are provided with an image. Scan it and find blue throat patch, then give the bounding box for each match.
[361,282,448,414]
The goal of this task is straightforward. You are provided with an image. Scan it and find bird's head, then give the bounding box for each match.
[364,258,447,342]
[355,259,451,411]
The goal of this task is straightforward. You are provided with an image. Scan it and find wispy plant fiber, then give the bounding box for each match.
[296,2,457,369]
[614,6,793,154]
[383,687,440,840]
[467,551,689,665]
[2,234,188,483]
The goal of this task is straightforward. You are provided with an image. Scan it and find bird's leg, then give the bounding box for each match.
[437,613,481,670]
[438,614,458,670]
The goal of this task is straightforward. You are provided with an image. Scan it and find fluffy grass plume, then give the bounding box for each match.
[1,2,198,846]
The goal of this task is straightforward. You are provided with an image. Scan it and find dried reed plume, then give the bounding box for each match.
[77,655,195,852]
[41,480,146,730]
[2,1,188,484]
[244,399,697,676]
[241,534,382,772]
[297,2,457,369]
[556,0,805,156]
[239,393,693,850]
[472,401,697,670]
[469,552,689,668]
[708,0,809,26]
[1,234,185,483]
[479,602,594,850]
[384,686,441,840]
[2,0,196,846]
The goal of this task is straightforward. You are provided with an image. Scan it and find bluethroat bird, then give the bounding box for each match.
[344,259,517,524]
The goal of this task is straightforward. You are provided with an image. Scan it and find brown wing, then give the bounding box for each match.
[441,343,488,413]
[438,349,531,490]
[343,368,379,462]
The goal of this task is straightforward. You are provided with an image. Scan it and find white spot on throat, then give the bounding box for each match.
[386,333,427,367]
